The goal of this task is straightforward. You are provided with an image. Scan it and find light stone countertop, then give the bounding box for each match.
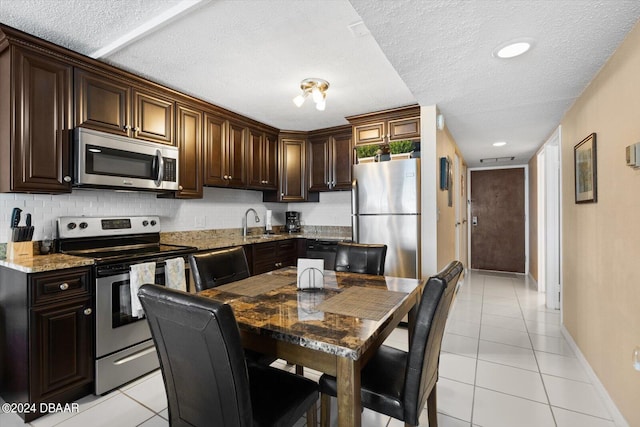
[0,253,95,273]
[161,230,350,251]
[0,227,351,273]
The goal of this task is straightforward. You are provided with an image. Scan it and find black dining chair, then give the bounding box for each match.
[189,246,251,292]
[138,284,318,427]
[319,260,463,427]
[189,246,277,366]
[334,242,387,275]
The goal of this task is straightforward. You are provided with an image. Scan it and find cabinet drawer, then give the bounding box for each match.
[31,268,91,306]
[277,240,297,261]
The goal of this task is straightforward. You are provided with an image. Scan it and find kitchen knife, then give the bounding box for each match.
[10,208,21,242]
[25,214,34,241]
[11,208,21,228]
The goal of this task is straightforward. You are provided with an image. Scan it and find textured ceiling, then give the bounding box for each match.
[1,0,639,166]
[350,0,640,166]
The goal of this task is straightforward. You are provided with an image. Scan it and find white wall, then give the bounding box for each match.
[288,191,352,228]
[0,187,352,243]
[420,105,438,277]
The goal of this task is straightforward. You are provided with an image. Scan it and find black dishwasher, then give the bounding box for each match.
[306,239,340,270]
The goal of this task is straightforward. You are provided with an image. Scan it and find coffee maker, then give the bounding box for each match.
[285,211,301,233]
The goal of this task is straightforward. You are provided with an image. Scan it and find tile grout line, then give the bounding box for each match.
[515,275,558,427]
[468,272,486,426]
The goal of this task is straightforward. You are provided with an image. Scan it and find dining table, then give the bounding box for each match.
[197,266,425,427]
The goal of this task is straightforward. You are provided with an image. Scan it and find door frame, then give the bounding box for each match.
[454,153,461,262]
[467,164,529,274]
[538,127,562,310]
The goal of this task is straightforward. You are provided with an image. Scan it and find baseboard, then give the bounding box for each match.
[527,272,539,291]
[560,325,629,427]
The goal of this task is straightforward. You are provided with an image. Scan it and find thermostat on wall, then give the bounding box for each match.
[626,143,640,168]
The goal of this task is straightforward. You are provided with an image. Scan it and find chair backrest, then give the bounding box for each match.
[138,284,252,427]
[334,242,387,275]
[189,246,250,292]
[402,260,463,425]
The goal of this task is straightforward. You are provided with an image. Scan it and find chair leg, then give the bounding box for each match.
[320,393,331,427]
[426,386,437,427]
[296,365,304,376]
[306,399,317,427]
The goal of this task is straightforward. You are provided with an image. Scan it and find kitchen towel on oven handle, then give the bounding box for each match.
[165,257,186,292]
[130,262,156,318]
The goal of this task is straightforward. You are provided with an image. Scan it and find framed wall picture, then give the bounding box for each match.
[440,157,449,190]
[574,133,597,203]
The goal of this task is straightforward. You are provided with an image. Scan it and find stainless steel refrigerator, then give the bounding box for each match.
[352,158,421,279]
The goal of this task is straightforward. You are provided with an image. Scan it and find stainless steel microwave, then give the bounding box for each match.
[74,128,179,191]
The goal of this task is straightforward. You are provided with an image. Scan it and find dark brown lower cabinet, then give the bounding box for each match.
[250,239,305,275]
[0,266,93,422]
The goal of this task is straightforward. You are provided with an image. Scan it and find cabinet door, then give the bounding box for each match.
[74,69,130,137]
[331,133,353,190]
[203,113,226,186]
[252,242,278,274]
[30,296,93,403]
[249,131,278,190]
[308,136,330,192]
[388,116,420,141]
[11,47,72,193]
[176,103,203,198]
[133,89,175,145]
[227,120,246,188]
[247,129,264,188]
[353,121,385,145]
[276,240,298,268]
[263,133,278,190]
[279,138,306,202]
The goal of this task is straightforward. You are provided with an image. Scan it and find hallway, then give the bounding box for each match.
[429,269,615,426]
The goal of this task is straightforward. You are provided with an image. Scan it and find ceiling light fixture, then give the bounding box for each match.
[293,78,329,111]
[493,39,534,59]
[480,156,515,163]
[493,141,507,147]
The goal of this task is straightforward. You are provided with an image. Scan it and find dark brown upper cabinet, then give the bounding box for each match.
[175,103,203,198]
[203,113,246,188]
[0,42,73,193]
[348,105,420,146]
[248,129,278,190]
[75,69,175,145]
[279,135,306,202]
[263,132,317,203]
[308,125,353,192]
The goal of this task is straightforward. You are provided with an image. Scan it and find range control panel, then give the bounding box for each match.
[57,216,161,238]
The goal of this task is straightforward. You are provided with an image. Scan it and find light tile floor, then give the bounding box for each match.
[0,269,618,426]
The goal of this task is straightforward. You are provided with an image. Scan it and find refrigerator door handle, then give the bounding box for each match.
[352,178,359,242]
[353,216,359,242]
[352,178,359,214]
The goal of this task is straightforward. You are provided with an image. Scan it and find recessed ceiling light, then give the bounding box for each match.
[493,39,534,59]
[493,141,507,147]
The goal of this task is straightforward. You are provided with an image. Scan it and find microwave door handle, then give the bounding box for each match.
[154,149,164,187]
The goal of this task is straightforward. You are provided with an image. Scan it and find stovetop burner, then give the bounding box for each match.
[57,216,196,265]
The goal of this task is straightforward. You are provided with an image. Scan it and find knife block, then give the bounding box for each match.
[6,241,35,260]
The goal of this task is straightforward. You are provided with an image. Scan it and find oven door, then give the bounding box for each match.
[95,266,168,358]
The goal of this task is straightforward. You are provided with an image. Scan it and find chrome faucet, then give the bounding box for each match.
[243,208,260,238]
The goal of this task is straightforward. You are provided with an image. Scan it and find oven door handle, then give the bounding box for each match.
[153,149,164,187]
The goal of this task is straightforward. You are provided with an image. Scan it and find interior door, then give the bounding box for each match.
[470,168,525,273]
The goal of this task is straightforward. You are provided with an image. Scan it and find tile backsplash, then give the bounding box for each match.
[0,187,351,243]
